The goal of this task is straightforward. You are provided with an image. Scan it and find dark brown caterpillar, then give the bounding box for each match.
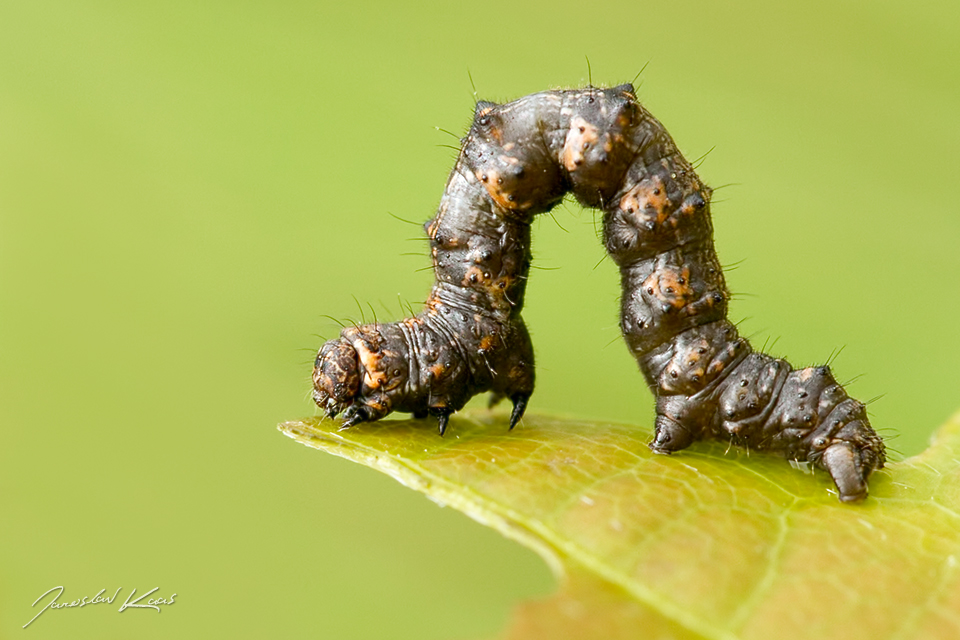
[312,84,885,501]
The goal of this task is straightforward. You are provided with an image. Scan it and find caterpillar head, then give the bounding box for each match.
[312,338,361,418]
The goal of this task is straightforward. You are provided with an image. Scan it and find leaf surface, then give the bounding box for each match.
[279,411,960,640]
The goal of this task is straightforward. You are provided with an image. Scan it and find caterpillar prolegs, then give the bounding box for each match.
[312,84,885,501]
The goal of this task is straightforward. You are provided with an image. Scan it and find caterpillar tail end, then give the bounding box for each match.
[649,414,697,454]
[820,436,886,503]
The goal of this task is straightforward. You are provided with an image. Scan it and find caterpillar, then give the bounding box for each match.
[312,84,885,501]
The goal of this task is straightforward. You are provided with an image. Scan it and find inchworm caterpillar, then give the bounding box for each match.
[312,84,885,501]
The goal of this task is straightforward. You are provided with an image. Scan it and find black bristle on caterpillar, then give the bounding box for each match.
[312,84,885,501]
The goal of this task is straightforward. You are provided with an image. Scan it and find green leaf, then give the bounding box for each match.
[278,411,960,640]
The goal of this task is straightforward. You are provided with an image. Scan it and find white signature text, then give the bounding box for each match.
[23,586,177,628]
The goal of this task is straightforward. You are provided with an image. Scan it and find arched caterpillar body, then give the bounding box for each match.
[312,84,885,501]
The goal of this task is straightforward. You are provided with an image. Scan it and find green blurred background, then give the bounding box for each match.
[2,0,958,637]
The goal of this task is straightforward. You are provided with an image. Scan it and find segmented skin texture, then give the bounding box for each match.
[313,84,885,500]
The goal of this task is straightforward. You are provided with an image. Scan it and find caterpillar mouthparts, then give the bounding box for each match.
[312,83,885,501]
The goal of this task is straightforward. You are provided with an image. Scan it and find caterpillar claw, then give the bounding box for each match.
[435,411,451,437]
[339,404,371,430]
[508,394,529,430]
